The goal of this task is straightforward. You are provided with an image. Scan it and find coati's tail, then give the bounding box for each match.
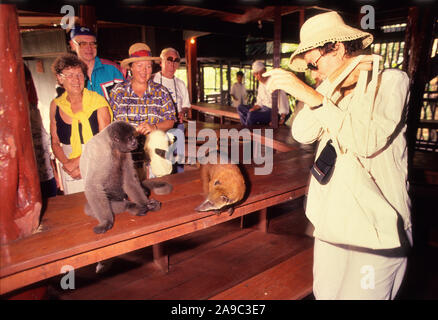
[142,180,173,195]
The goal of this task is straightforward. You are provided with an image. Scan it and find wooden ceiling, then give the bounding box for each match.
[13,1,418,42]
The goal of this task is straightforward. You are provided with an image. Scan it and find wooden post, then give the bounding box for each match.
[403,7,436,180]
[185,37,198,103]
[152,243,169,273]
[199,64,205,102]
[271,6,282,129]
[299,7,305,27]
[79,5,96,34]
[227,61,231,106]
[219,61,223,104]
[0,4,42,246]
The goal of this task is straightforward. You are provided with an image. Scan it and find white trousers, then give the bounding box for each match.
[313,228,412,300]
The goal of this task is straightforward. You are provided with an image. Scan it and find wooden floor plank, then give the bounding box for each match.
[210,248,313,300]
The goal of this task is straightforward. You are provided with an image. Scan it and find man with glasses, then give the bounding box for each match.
[153,47,191,173]
[69,26,124,101]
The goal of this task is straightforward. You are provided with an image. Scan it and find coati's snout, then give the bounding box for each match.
[195,194,231,212]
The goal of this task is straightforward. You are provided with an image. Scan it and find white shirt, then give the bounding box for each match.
[153,73,191,113]
[292,69,411,240]
[256,81,290,115]
[230,82,247,108]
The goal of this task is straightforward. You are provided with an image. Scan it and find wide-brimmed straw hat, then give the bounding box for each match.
[121,43,160,69]
[289,11,373,72]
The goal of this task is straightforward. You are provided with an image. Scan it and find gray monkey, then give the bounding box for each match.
[80,121,161,234]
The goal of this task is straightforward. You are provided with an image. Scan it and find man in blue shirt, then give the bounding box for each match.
[69,26,124,100]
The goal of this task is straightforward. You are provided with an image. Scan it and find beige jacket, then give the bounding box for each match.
[292,68,411,247]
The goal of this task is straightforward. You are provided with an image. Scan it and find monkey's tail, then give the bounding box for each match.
[142,180,173,195]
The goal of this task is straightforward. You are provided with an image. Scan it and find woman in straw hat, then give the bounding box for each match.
[109,43,176,135]
[265,11,412,299]
[109,43,176,178]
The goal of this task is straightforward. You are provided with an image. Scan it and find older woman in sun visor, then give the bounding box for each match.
[264,11,412,300]
[50,53,113,195]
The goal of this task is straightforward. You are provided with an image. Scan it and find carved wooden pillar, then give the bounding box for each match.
[0,4,42,246]
[185,37,198,104]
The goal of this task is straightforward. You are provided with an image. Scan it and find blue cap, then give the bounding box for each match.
[70,26,96,40]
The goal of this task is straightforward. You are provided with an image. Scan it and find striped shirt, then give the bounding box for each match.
[109,79,176,127]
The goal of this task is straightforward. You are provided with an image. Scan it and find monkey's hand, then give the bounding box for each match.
[263,68,323,107]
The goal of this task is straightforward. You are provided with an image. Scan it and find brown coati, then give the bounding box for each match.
[195,160,247,215]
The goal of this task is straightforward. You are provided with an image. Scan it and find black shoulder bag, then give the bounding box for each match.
[310,139,337,185]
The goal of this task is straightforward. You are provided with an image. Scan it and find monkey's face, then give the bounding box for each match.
[109,121,139,153]
[117,131,138,153]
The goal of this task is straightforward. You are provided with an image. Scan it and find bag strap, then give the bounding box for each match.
[325,55,365,98]
[326,55,381,153]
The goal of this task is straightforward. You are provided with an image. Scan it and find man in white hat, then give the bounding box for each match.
[69,26,124,100]
[153,48,191,173]
[264,11,412,300]
[237,60,290,126]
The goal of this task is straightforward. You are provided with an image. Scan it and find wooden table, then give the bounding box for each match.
[0,149,314,295]
[191,102,241,124]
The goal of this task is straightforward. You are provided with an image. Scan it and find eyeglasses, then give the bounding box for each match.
[60,73,84,80]
[166,56,180,63]
[307,54,323,71]
[72,39,97,48]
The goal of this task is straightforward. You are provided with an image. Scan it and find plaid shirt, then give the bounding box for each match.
[109,79,176,127]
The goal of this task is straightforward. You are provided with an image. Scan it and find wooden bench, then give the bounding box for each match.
[0,150,314,296]
[191,102,241,124]
[250,125,316,153]
[210,247,313,300]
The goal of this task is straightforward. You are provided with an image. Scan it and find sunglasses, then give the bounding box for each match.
[307,54,323,71]
[166,56,180,63]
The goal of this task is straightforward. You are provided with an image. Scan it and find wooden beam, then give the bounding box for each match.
[185,37,198,103]
[0,4,42,246]
[299,7,305,27]
[79,5,96,34]
[271,6,281,129]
